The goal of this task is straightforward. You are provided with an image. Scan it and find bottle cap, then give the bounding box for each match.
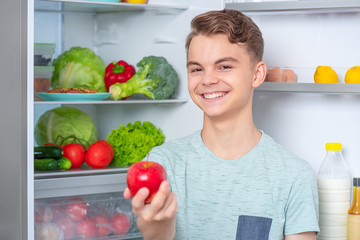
[325,142,342,151]
[354,178,360,187]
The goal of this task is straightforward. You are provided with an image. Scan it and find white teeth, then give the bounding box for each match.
[203,92,225,99]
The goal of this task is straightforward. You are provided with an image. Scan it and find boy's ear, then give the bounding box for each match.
[252,61,266,88]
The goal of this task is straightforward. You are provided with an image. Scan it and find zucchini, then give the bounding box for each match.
[34,158,58,171]
[34,146,63,159]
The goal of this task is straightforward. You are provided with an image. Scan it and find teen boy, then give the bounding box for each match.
[124,9,319,240]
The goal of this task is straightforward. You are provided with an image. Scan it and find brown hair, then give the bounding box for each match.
[185,9,264,62]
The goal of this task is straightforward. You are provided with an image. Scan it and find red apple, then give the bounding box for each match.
[126,161,167,204]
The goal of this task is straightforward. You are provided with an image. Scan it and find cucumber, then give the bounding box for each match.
[34,158,59,171]
[58,157,72,170]
[34,146,63,159]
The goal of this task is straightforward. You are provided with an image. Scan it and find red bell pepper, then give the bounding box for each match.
[104,60,135,91]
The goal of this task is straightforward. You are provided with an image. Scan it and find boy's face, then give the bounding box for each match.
[186,34,264,120]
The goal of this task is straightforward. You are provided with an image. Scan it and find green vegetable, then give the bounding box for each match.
[107,121,165,167]
[109,56,178,100]
[58,157,72,170]
[34,106,98,147]
[34,158,59,171]
[51,47,107,92]
[34,146,63,159]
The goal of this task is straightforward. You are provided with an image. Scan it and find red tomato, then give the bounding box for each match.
[97,140,114,158]
[77,218,96,239]
[56,217,76,240]
[85,140,114,168]
[44,143,63,149]
[63,143,86,168]
[111,213,131,235]
[93,214,111,237]
[65,198,88,221]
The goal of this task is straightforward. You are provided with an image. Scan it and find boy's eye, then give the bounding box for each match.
[190,67,202,73]
[220,65,231,70]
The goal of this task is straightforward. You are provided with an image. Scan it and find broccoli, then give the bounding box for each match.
[109,56,179,100]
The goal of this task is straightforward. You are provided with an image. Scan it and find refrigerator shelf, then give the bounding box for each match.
[35,168,129,198]
[35,0,189,13]
[34,98,188,105]
[226,0,360,14]
[256,82,360,94]
[34,167,129,179]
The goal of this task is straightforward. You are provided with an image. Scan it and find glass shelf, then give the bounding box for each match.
[256,82,360,94]
[34,98,188,105]
[35,0,189,13]
[225,0,360,13]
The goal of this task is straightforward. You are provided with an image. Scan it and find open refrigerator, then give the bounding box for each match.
[1,0,360,239]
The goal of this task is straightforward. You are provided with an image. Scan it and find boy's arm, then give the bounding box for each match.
[285,232,317,240]
[124,180,177,240]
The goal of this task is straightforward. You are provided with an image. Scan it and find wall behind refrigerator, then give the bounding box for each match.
[250,11,360,177]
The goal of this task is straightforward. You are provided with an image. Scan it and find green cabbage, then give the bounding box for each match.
[107,121,165,167]
[34,106,98,147]
[51,47,106,92]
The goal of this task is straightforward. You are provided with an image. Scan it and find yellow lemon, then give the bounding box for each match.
[345,66,360,84]
[314,66,338,83]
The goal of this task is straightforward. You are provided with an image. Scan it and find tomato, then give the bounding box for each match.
[93,214,111,236]
[63,143,86,168]
[56,217,76,240]
[44,143,63,149]
[111,213,131,235]
[77,218,96,239]
[65,198,88,221]
[85,140,114,168]
[97,140,114,158]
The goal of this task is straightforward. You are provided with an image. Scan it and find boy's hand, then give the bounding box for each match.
[124,180,177,222]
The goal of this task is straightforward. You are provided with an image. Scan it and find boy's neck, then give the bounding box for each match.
[201,114,261,160]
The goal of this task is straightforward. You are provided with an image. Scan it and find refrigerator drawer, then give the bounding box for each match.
[34,192,141,240]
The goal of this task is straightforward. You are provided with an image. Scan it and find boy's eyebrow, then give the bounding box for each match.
[187,57,239,67]
[186,61,201,68]
[215,57,239,64]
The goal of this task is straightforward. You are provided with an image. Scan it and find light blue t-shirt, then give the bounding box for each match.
[149,131,319,240]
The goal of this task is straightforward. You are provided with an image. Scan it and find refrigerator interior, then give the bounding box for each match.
[31,1,360,239]
[249,10,360,177]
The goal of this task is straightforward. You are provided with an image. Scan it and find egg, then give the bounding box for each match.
[284,69,297,82]
[265,67,287,82]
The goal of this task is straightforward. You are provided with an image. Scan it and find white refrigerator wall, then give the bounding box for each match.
[34,4,360,179]
[251,11,360,177]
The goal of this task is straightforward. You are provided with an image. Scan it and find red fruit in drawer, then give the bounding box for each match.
[111,213,131,235]
[77,218,96,239]
[65,198,88,221]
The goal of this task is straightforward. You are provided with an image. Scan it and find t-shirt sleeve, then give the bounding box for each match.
[284,163,320,235]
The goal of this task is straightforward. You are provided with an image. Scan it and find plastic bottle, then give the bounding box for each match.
[347,178,360,240]
[317,142,351,240]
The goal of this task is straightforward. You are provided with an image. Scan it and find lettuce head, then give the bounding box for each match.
[34,106,98,147]
[51,47,106,92]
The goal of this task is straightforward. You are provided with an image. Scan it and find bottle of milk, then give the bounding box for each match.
[317,142,351,240]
